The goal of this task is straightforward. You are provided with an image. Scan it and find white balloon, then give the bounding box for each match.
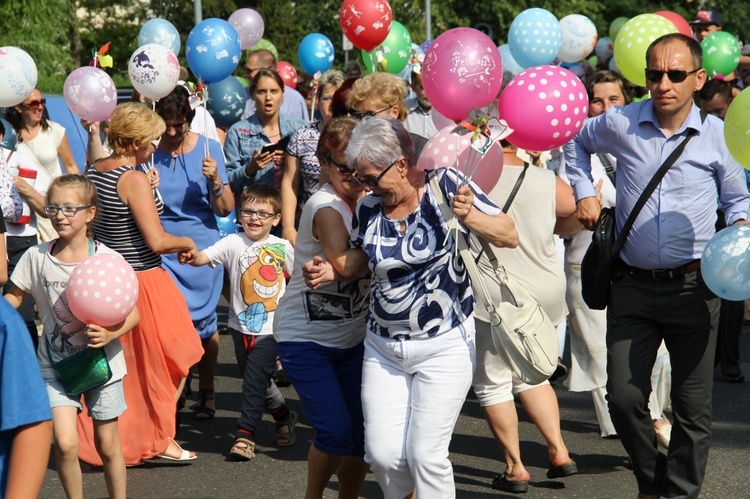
[557,14,598,63]
[128,44,181,101]
[0,46,38,107]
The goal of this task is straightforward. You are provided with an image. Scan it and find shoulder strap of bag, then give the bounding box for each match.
[612,110,707,255]
[597,153,616,185]
[501,163,529,213]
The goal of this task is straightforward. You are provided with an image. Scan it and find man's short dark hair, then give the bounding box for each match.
[696,78,733,104]
[646,34,703,70]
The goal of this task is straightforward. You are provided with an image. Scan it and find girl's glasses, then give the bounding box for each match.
[44,204,93,217]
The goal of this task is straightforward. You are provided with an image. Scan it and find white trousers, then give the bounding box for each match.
[361,319,476,499]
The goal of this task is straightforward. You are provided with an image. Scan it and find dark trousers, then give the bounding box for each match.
[4,235,39,349]
[606,265,719,498]
[716,299,743,377]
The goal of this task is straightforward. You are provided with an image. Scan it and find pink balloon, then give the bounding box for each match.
[417,124,503,193]
[228,8,265,50]
[499,65,588,151]
[63,67,117,122]
[431,106,456,130]
[655,11,692,37]
[66,254,139,327]
[276,61,298,89]
[422,28,503,122]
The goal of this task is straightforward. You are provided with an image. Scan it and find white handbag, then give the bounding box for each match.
[430,172,558,385]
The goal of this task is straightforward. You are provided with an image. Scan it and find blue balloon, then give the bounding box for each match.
[701,225,750,300]
[215,210,239,238]
[297,33,334,75]
[186,18,242,83]
[0,117,18,150]
[420,39,434,54]
[138,18,181,56]
[207,76,247,128]
[508,8,562,69]
[498,44,524,78]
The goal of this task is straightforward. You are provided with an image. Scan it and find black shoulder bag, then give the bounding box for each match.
[580,112,706,310]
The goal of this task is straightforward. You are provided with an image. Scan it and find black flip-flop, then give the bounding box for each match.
[547,461,578,479]
[492,474,529,493]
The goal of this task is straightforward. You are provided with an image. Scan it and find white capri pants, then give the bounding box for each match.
[361,317,476,499]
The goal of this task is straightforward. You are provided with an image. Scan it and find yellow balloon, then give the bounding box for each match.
[614,14,677,87]
[724,87,750,169]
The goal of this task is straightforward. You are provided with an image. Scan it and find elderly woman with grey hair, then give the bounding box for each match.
[281,69,346,245]
[303,117,518,498]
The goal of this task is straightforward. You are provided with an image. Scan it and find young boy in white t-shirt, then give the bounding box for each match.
[179,184,296,461]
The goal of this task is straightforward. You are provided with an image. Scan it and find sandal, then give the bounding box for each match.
[192,389,216,420]
[229,437,256,461]
[274,410,298,447]
[156,441,197,461]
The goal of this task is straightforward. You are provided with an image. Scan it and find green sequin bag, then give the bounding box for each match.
[51,346,112,396]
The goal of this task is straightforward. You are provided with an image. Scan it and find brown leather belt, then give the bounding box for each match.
[625,260,701,280]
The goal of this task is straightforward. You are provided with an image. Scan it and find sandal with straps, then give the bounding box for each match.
[229,437,256,461]
[274,411,298,447]
[192,389,216,420]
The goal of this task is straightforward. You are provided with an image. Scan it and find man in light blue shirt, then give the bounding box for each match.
[565,34,750,499]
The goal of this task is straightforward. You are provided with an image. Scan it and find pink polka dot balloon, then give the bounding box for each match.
[499,65,588,151]
[417,124,503,193]
[67,254,139,327]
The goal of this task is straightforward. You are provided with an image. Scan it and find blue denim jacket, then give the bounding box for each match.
[224,113,306,193]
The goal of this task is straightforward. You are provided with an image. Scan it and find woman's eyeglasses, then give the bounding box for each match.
[239,209,277,220]
[353,158,400,188]
[328,158,355,175]
[44,204,93,217]
[22,98,46,110]
[350,106,392,120]
[644,68,700,84]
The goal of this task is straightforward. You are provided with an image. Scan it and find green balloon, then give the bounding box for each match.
[609,17,629,40]
[701,32,741,77]
[250,38,279,60]
[724,88,750,169]
[614,14,677,87]
[361,21,412,75]
[234,76,250,88]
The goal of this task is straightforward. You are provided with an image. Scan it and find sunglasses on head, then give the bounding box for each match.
[22,98,46,110]
[644,68,700,84]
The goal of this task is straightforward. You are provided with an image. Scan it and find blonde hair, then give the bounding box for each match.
[108,103,166,156]
[346,73,408,121]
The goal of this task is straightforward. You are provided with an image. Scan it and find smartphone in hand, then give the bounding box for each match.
[259,135,291,155]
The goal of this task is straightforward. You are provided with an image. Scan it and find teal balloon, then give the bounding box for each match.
[701,225,750,301]
[361,21,412,75]
[215,210,239,238]
[701,31,741,77]
[207,76,247,128]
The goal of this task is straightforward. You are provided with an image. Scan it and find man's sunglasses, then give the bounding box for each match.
[644,69,700,84]
[22,98,46,110]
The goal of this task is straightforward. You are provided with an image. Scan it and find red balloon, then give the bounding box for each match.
[339,0,393,52]
[654,11,692,37]
[276,61,298,89]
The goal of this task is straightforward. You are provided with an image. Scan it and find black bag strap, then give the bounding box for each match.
[501,163,529,213]
[611,110,707,256]
[597,153,616,185]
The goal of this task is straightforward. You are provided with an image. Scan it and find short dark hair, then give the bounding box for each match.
[240,183,281,213]
[249,68,285,94]
[586,70,633,105]
[646,34,703,70]
[316,116,359,166]
[696,78,733,104]
[155,85,195,125]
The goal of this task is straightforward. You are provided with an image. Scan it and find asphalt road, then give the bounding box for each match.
[39,320,750,498]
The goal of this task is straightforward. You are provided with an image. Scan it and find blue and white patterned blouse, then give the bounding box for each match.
[351,167,501,340]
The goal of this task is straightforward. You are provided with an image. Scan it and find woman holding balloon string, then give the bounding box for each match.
[153,85,234,421]
[5,174,137,499]
[83,102,204,465]
[281,69,345,245]
[224,68,306,196]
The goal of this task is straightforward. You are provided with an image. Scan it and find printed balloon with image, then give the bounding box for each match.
[251,38,279,60]
[138,18,181,56]
[228,8,265,50]
[701,225,750,301]
[701,31,741,77]
[298,33,335,75]
[0,46,38,107]
[361,21,411,75]
[595,37,614,61]
[614,14,677,87]
[724,87,750,169]
[276,61,298,89]
[0,117,18,150]
[64,67,118,122]
[508,8,562,69]
[339,0,392,52]
[557,14,598,63]
[67,254,140,327]
[128,43,181,100]
[206,76,247,128]
[422,27,503,122]
[416,124,503,193]
[186,18,242,83]
[498,65,589,151]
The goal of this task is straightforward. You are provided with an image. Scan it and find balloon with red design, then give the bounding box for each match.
[128,43,181,100]
[339,0,393,52]
[276,61,298,89]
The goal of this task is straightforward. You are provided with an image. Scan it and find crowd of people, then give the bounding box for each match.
[2,8,750,499]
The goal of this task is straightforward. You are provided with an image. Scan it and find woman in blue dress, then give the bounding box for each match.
[154,86,235,419]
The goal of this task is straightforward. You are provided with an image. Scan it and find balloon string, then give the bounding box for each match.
[310,93,317,124]
[204,86,210,158]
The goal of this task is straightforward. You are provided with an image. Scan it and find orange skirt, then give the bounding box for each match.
[77,267,204,466]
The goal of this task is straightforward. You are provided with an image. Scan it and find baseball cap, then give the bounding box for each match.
[690,8,722,26]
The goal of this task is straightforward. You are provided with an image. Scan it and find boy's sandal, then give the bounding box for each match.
[192,389,216,420]
[229,438,256,461]
[274,410,298,447]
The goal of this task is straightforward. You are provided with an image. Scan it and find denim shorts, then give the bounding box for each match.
[46,377,127,420]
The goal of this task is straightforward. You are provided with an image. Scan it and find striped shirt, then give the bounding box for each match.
[86,165,163,271]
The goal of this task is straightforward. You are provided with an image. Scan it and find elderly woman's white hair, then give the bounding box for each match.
[345,117,415,171]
